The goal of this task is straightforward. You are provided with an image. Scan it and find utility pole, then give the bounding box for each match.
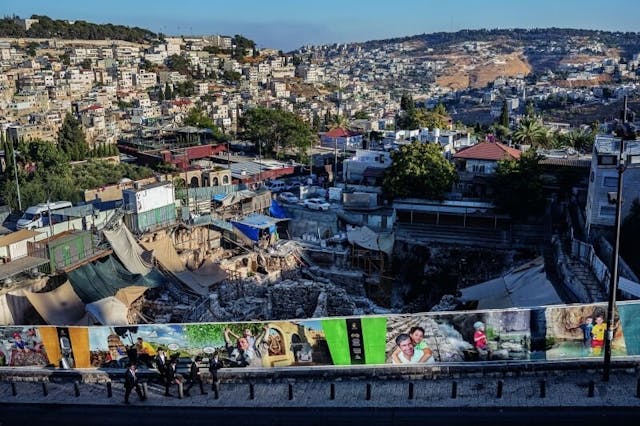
[184,148,190,217]
[603,96,629,381]
[12,140,22,211]
[258,140,262,183]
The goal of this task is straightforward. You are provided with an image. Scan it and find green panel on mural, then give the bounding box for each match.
[321,318,350,365]
[321,317,387,365]
[361,317,387,364]
[619,303,640,355]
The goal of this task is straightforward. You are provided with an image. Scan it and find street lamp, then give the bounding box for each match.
[11,141,22,211]
[602,137,625,382]
[603,96,638,381]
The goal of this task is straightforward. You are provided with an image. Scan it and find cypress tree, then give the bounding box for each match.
[500,102,510,128]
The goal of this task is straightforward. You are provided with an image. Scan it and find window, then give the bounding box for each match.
[599,205,616,217]
[597,155,617,166]
[223,175,229,184]
[472,164,486,173]
[603,176,618,188]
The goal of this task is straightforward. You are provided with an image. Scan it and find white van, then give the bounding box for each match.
[264,180,287,193]
[16,201,72,230]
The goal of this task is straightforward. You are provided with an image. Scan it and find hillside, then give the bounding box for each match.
[436,52,531,90]
[360,28,640,59]
[0,15,156,43]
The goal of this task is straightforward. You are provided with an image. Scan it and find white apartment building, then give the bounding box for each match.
[132,71,158,89]
[585,135,640,235]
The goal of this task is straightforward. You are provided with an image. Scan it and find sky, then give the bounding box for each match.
[2,0,640,51]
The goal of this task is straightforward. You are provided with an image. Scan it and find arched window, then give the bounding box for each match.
[212,177,219,186]
[222,175,229,185]
[190,177,199,188]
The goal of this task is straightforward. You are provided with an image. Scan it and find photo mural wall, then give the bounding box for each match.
[0,301,638,369]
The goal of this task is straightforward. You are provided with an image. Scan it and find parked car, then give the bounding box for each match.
[285,181,301,191]
[300,185,327,199]
[264,180,287,193]
[278,192,298,203]
[303,198,330,211]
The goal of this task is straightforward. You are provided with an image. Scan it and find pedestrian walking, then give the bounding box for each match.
[155,348,168,384]
[164,357,180,397]
[209,352,223,391]
[124,363,145,404]
[185,356,207,396]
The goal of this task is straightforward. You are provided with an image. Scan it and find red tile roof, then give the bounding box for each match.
[453,142,521,161]
[172,99,192,107]
[82,104,103,112]
[323,128,359,138]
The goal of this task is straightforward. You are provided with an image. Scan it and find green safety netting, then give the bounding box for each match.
[67,255,163,303]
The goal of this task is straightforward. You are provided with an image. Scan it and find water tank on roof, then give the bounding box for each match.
[434,128,440,137]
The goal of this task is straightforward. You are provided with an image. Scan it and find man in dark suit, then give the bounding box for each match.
[124,363,145,404]
[184,356,207,396]
[155,348,168,384]
[164,357,179,397]
[208,352,223,391]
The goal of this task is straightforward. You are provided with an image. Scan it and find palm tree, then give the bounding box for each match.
[329,114,349,130]
[512,117,548,148]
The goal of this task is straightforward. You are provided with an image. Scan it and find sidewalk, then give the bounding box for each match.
[1,366,640,408]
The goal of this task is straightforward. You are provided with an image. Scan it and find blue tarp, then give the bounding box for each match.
[231,222,260,241]
[230,213,280,242]
[269,200,289,219]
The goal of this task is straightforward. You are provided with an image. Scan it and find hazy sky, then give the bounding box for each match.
[3,0,639,51]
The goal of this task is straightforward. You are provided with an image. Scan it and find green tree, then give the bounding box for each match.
[26,42,38,57]
[59,53,71,66]
[183,107,226,141]
[240,107,316,159]
[382,142,456,200]
[512,117,548,148]
[173,80,195,97]
[491,151,545,219]
[329,114,349,130]
[525,101,535,118]
[353,111,370,120]
[164,82,173,100]
[433,103,447,116]
[167,54,190,74]
[57,113,88,161]
[400,92,415,111]
[490,124,511,141]
[222,70,241,84]
[232,34,256,61]
[499,102,509,128]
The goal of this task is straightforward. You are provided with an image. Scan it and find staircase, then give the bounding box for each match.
[542,243,580,304]
[566,258,608,303]
[295,249,316,267]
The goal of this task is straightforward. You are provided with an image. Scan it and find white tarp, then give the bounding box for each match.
[347,226,395,256]
[103,222,153,275]
[142,232,225,296]
[460,258,563,309]
[86,296,129,325]
[23,281,87,325]
[0,278,48,325]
